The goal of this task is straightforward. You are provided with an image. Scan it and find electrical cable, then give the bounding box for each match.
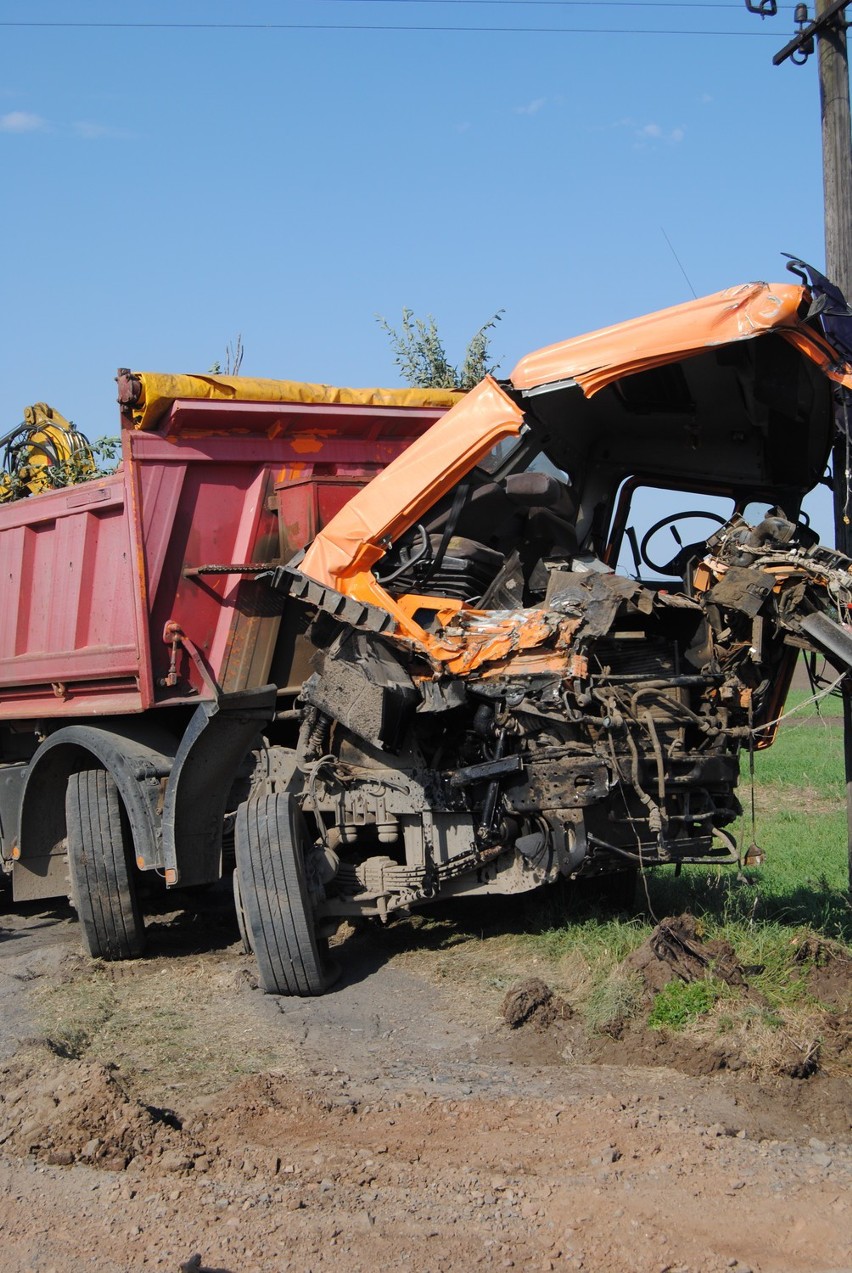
[0,19,783,36]
[322,1,757,7]
[750,668,847,735]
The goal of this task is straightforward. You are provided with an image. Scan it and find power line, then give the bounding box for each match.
[319,1,763,7]
[0,20,782,35]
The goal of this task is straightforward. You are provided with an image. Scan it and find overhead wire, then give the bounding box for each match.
[320,1,772,7]
[0,1,787,37]
[0,0,799,34]
[0,23,785,34]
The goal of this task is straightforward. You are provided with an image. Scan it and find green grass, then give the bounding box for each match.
[647,978,725,1030]
[645,695,850,940]
[583,968,645,1032]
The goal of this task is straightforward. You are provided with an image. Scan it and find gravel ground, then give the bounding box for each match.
[0,896,849,1273]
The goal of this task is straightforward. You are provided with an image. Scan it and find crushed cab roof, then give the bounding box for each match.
[299,279,852,635]
[509,281,851,396]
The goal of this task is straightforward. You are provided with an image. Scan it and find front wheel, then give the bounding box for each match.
[235,792,333,996]
[65,768,145,960]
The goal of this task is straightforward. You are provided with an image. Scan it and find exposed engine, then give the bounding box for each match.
[254,509,852,926]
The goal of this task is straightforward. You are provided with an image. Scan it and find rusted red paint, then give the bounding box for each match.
[0,393,447,719]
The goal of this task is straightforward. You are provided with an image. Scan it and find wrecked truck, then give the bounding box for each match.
[4,263,852,996]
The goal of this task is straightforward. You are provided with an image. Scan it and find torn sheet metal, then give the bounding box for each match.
[547,571,648,638]
[299,376,526,647]
[298,278,852,648]
[510,281,852,396]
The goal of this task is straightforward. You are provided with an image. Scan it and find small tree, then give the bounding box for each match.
[208,333,245,376]
[377,309,503,390]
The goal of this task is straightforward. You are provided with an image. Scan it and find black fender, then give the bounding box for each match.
[162,685,277,888]
[14,722,177,903]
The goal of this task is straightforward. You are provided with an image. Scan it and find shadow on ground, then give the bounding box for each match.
[141,879,242,960]
[353,864,851,967]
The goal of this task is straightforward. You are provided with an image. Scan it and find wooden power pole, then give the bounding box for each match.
[816,2,852,892]
[816,1,852,301]
[752,0,852,888]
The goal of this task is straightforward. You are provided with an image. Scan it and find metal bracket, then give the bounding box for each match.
[447,755,524,788]
[279,567,397,634]
[771,0,849,67]
[161,621,222,698]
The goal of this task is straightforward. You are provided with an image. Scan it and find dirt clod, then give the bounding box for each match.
[501,978,568,1030]
[625,913,747,993]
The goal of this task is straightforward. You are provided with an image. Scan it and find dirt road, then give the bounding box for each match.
[0,893,849,1273]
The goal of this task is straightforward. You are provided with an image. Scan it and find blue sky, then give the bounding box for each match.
[0,1,838,533]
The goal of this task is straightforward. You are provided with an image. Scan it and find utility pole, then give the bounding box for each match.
[813,2,852,300]
[748,0,852,889]
[819,2,852,894]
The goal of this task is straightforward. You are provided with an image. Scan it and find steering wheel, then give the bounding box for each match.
[639,510,727,575]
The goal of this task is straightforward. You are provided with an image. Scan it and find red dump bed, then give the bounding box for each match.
[0,387,451,719]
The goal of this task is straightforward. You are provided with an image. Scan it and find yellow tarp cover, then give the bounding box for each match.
[130,372,464,431]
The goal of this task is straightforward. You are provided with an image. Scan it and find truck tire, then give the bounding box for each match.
[65,768,146,960]
[235,792,331,996]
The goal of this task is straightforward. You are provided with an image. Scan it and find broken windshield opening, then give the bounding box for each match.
[608,480,827,586]
[610,483,738,582]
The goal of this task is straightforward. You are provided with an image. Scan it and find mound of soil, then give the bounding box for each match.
[493,918,851,1097]
[501,978,569,1031]
[0,1043,196,1171]
[624,913,748,993]
[794,936,852,1010]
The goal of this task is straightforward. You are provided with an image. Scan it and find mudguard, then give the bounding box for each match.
[14,722,177,902]
[161,684,278,887]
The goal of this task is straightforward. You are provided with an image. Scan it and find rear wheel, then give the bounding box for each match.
[65,768,145,960]
[235,792,332,996]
